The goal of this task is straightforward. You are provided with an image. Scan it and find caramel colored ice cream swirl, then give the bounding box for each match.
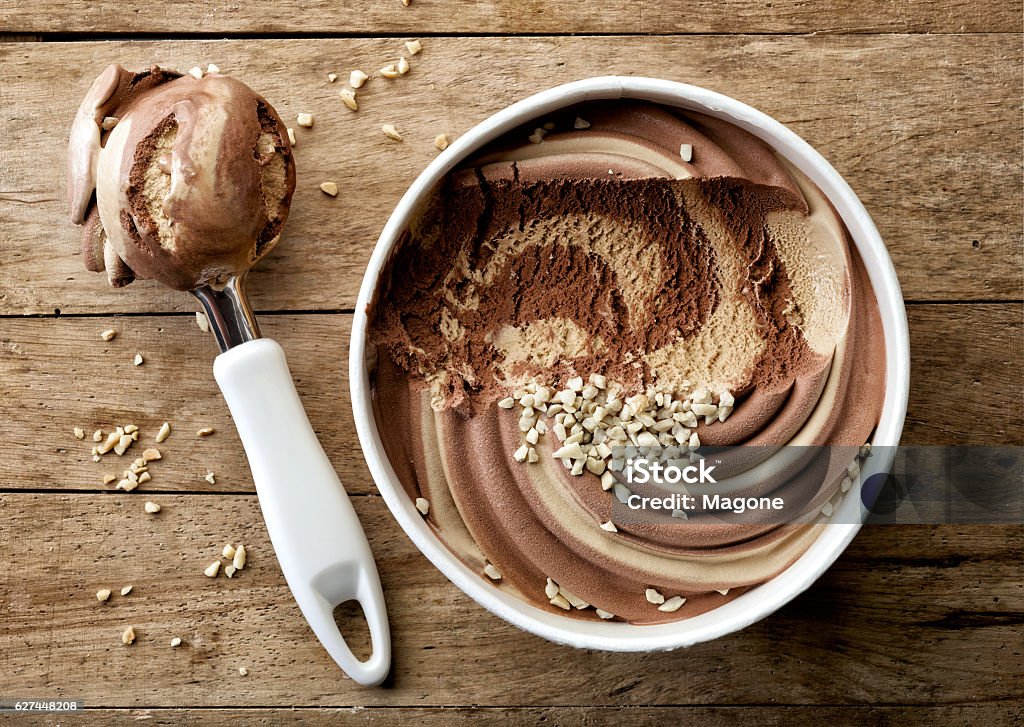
[68,64,295,290]
[370,102,886,624]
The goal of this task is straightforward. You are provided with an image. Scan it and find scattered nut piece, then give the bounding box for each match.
[138,472,151,484]
[401,0,410,5]
[96,589,111,602]
[133,353,144,366]
[170,637,182,648]
[379,64,400,79]
[222,544,236,559]
[600,521,618,533]
[549,593,572,611]
[415,497,430,515]
[287,127,297,146]
[381,124,403,141]
[204,561,221,578]
[339,88,358,111]
[225,564,237,578]
[204,472,216,485]
[433,133,449,151]
[233,544,247,571]
[124,424,138,434]
[238,667,248,676]
[658,595,686,612]
[574,117,591,130]
[327,72,338,82]
[142,448,161,462]
[397,56,410,75]
[73,427,85,440]
[528,128,547,144]
[645,588,665,605]
[680,143,693,162]
[197,427,215,438]
[595,608,615,620]
[103,474,116,485]
[121,626,136,645]
[101,329,117,342]
[350,70,368,88]
[121,585,133,596]
[196,311,210,333]
[93,429,103,442]
[144,501,161,514]
[320,181,340,196]
[483,563,502,581]
[188,67,204,80]
[296,113,314,127]
[545,578,560,600]
[119,479,138,492]
[154,422,171,443]
[207,63,220,74]
[405,40,422,55]
[101,116,119,130]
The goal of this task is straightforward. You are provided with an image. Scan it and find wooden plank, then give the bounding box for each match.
[0,493,1020,707]
[0,35,1019,315]
[0,705,1019,726]
[0,305,1019,494]
[1,0,1019,35]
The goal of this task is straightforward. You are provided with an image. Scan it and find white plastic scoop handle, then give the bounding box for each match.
[213,338,391,686]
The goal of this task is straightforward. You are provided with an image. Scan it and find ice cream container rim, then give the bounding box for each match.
[350,76,910,652]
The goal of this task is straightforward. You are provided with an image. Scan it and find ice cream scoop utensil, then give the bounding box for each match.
[193,274,391,686]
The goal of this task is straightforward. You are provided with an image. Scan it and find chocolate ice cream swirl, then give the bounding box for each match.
[68,65,295,290]
[370,102,886,624]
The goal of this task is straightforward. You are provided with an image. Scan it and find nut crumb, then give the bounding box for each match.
[379,64,400,79]
[120,585,133,596]
[327,72,338,83]
[93,429,103,442]
[197,427,215,438]
[320,181,339,196]
[196,311,210,333]
[101,116,119,131]
[101,329,117,342]
[381,124,403,141]
[645,587,665,605]
[188,67,204,79]
[74,427,85,440]
[573,117,591,130]
[204,561,220,578]
[600,521,618,533]
[138,471,151,484]
[397,56,410,75]
[405,40,422,55]
[296,113,314,128]
[170,637,182,648]
[658,595,686,612]
[204,472,216,485]
[103,474,116,485]
[483,563,502,580]
[121,626,136,645]
[528,128,546,144]
[415,497,430,515]
[225,564,237,578]
[350,70,369,88]
[680,143,693,162]
[96,589,111,602]
[238,667,248,676]
[222,543,236,559]
[339,88,357,111]
[133,353,144,366]
[155,422,171,443]
[233,544,247,570]
[287,128,296,146]
[142,448,161,462]
[144,501,161,513]
[207,63,220,74]
[433,133,449,151]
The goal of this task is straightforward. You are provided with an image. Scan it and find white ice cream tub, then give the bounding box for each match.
[350,77,910,651]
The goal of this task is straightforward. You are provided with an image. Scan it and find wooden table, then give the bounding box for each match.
[1,2,1021,724]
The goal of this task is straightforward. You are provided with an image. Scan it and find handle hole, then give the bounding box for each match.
[332,600,373,663]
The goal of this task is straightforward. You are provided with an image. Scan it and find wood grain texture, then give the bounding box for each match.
[0,493,1021,708]
[0,304,1019,493]
[3,0,1021,35]
[0,705,1020,726]
[0,35,1020,315]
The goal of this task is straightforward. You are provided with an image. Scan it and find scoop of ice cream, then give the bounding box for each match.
[67,64,295,290]
[369,102,886,624]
